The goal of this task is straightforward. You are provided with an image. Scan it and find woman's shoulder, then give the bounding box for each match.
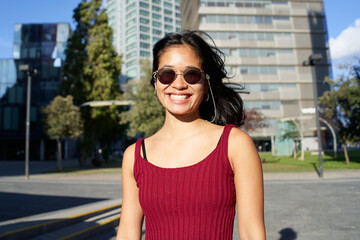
[228,127,259,162]
[122,142,137,171]
[228,126,253,143]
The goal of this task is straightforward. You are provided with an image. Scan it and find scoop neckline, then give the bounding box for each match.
[139,125,227,170]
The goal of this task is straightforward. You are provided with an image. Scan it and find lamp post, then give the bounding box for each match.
[19,64,37,180]
[303,54,323,178]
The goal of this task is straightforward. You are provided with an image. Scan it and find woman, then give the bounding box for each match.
[116,31,265,240]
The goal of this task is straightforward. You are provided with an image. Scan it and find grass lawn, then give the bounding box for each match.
[260,149,360,173]
[47,150,360,175]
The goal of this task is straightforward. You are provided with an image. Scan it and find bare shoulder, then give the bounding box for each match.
[228,127,260,170]
[228,127,255,147]
[121,143,136,173]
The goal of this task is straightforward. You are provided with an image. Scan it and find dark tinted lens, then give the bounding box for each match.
[158,68,175,84]
[184,68,202,84]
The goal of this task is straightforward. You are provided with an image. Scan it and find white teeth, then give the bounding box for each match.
[170,94,187,100]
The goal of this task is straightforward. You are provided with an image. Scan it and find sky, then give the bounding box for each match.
[0,0,359,76]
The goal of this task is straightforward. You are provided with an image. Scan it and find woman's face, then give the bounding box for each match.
[155,44,208,119]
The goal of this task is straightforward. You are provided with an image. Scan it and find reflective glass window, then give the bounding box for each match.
[140,18,149,24]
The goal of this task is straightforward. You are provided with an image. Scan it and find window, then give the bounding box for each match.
[164,2,172,8]
[126,26,136,35]
[201,15,290,25]
[140,26,150,32]
[165,24,173,31]
[245,101,281,110]
[140,1,149,8]
[140,42,150,49]
[206,31,292,41]
[152,21,161,28]
[140,10,149,16]
[164,17,173,23]
[153,36,161,42]
[126,2,135,11]
[140,17,149,24]
[126,60,137,68]
[140,34,150,40]
[152,13,161,20]
[152,5,161,12]
[164,9,172,15]
[126,68,137,77]
[152,29,162,35]
[152,0,161,4]
[126,42,136,51]
[126,34,136,44]
[126,51,136,59]
[140,50,150,57]
[126,19,136,27]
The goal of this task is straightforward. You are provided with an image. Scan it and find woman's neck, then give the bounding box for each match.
[159,112,211,139]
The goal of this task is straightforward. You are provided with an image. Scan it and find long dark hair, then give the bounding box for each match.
[151,30,245,126]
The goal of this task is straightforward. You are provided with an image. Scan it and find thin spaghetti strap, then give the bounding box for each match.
[141,139,148,161]
[134,138,144,161]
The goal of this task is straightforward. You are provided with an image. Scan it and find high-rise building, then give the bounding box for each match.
[106,0,181,80]
[181,0,332,154]
[0,23,70,160]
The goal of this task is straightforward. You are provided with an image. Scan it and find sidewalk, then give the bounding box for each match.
[1,159,360,181]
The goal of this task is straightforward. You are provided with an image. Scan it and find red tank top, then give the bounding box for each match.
[134,124,237,240]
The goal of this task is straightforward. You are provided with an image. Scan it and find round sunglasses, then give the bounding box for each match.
[153,67,207,85]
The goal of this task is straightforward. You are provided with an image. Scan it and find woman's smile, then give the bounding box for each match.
[168,93,191,102]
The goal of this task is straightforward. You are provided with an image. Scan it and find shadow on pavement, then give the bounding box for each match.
[0,192,107,222]
[312,163,320,177]
[278,227,297,240]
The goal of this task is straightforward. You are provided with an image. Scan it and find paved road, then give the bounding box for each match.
[93,177,360,240]
[1,161,359,239]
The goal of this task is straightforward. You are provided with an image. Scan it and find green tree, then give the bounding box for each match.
[122,59,165,137]
[319,61,360,164]
[60,0,123,166]
[42,95,84,171]
[280,121,300,159]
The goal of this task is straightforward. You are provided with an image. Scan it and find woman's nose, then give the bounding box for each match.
[171,71,188,89]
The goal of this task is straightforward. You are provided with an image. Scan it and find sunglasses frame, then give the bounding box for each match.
[153,67,208,85]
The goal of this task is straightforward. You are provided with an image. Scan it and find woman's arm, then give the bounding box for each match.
[116,144,144,240]
[229,128,266,240]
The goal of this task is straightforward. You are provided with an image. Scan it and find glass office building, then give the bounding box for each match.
[0,23,70,160]
[106,0,181,80]
[181,0,332,153]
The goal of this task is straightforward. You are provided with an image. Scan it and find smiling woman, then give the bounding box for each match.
[116,31,265,240]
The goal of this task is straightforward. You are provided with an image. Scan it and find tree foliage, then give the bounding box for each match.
[122,59,165,137]
[319,61,360,163]
[59,0,123,165]
[41,95,83,171]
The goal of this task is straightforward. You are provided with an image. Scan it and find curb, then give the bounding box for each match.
[58,215,120,240]
[0,203,121,240]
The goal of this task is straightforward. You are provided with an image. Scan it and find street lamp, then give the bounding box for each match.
[303,54,323,178]
[19,64,38,180]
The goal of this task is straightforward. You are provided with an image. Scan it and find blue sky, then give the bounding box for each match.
[0,0,359,75]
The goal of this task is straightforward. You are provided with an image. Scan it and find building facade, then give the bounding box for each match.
[106,0,181,80]
[0,23,70,160]
[181,0,332,153]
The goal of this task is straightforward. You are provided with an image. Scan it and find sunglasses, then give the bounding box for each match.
[153,67,207,85]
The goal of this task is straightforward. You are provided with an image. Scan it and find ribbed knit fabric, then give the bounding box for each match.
[134,124,237,240]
